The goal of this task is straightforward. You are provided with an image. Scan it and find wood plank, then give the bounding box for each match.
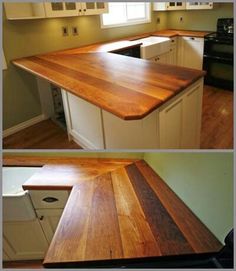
[111,167,161,258]
[125,163,194,255]
[84,173,123,261]
[152,30,212,38]
[135,160,223,253]
[44,173,123,264]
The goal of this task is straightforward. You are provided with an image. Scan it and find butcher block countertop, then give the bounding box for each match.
[3,156,222,267]
[12,29,207,120]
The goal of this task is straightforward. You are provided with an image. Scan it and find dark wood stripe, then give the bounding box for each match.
[126,163,194,255]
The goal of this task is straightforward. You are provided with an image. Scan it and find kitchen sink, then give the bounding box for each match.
[2,167,41,221]
[136,36,171,59]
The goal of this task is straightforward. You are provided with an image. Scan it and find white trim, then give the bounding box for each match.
[70,130,98,150]
[100,2,151,29]
[3,114,47,138]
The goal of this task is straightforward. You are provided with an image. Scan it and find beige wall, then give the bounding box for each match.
[2,6,167,130]
[2,3,233,129]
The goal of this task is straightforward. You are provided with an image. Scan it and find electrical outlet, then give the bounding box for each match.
[62,26,68,36]
[72,26,78,36]
[156,17,160,24]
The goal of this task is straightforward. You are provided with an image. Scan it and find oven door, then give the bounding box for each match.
[204,39,233,56]
[203,55,233,90]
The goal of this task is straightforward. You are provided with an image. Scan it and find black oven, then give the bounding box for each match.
[203,18,233,91]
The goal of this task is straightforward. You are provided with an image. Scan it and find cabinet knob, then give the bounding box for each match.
[39,216,44,221]
[79,9,82,12]
[42,197,59,203]
[83,9,86,12]
[190,37,195,40]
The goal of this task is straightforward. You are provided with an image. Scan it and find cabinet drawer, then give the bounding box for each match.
[29,190,69,209]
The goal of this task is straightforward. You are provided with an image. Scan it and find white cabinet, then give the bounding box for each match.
[61,90,105,149]
[30,190,69,244]
[186,2,213,10]
[153,2,186,11]
[4,2,46,20]
[3,219,49,260]
[178,36,204,69]
[159,79,203,149]
[44,2,108,18]
[36,209,64,243]
[44,2,79,18]
[81,2,108,15]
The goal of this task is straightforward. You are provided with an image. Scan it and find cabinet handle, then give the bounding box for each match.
[190,37,195,40]
[39,216,44,221]
[42,197,59,203]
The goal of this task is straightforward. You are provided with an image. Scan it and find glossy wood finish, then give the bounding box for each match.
[3,119,80,149]
[152,29,212,38]
[39,160,222,267]
[201,85,233,149]
[13,35,205,120]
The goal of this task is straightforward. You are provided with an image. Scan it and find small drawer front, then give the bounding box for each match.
[29,190,69,209]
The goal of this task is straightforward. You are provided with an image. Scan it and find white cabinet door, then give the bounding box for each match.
[179,37,204,69]
[81,2,108,15]
[36,209,63,243]
[61,90,104,149]
[4,2,46,20]
[103,110,158,149]
[3,220,49,260]
[168,47,177,65]
[159,98,183,149]
[186,2,213,10]
[44,2,79,18]
[181,80,203,148]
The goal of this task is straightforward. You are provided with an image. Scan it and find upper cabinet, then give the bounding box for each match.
[153,2,186,11]
[186,2,213,10]
[153,2,213,11]
[4,2,108,20]
[4,2,46,20]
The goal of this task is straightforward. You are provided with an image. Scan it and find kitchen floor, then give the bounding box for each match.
[3,85,233,150]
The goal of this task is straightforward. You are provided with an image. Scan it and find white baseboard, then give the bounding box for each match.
[70,130,98,150]
[3,114,47,138]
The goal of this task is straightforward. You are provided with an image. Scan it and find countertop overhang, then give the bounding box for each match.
[12,29,209,120]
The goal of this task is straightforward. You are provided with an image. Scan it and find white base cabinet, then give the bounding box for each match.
[36,209,64,243]
[3,219,49,260]
[178,37,204,69]
[61,79,203,149]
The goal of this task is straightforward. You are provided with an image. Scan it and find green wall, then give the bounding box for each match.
[144,152,234,243]
[166,3,233,31]
[2,7,166,130]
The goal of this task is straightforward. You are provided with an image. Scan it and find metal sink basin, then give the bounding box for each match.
[2,167,41,221]
[136,36,171,59]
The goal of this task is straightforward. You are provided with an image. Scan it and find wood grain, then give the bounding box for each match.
[13,32,205,120]
[152,29,212,38]
[135,160,223,253]
[41,159,222,267]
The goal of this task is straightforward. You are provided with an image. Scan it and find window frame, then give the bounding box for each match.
[100,2,151,29]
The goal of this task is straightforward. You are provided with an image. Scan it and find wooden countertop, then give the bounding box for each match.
[3,155,222,267]
[12,29,206,120]
[152,29,212,38]
[43,159,221,267]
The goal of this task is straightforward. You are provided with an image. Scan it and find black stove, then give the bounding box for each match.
[203,18,234,90]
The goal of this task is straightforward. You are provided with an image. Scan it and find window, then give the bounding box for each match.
[101,2,151,28]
